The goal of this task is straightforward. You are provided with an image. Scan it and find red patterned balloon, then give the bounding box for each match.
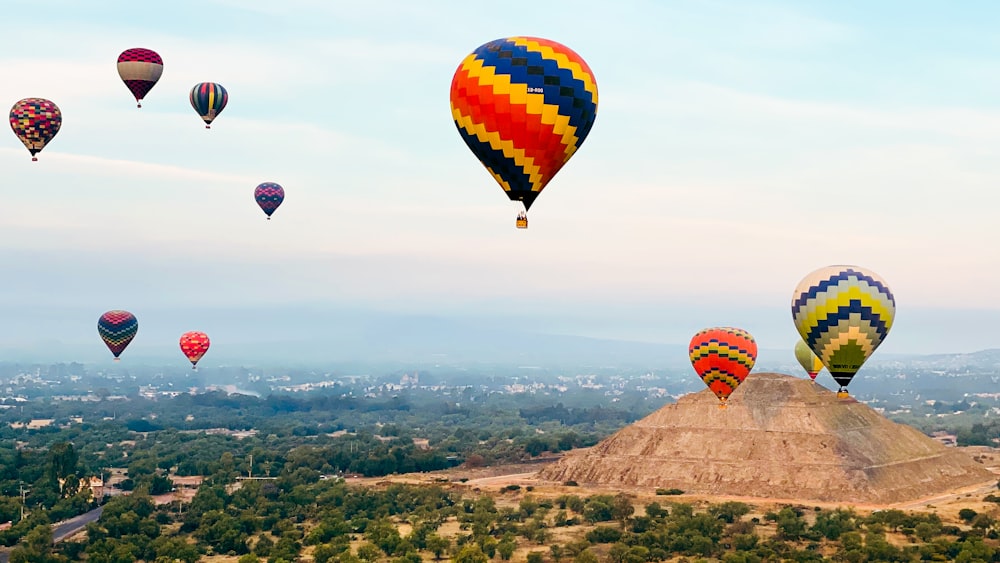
[117,48,164,108]
[179,331,210,369]
[689,327,758,407]
[9,98,61,161]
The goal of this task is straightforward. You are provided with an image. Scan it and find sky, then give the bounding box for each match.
[1,0,999,364]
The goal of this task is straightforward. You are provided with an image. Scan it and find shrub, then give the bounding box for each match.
[655,488,683,496]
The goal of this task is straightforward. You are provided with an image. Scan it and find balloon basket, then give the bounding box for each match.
[113,358,120,362]
[205,125,211,129]
[516,218,528,229]
[137,102,142,109]
[31,157,37,162]
[837,390,850,399]
[717,402,728,410]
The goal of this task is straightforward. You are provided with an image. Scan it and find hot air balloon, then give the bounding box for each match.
[9,98,61,161]
[254,182,284,220]
[794,339,823,381]
[98,310,138,361]
[791,265,895,398]
[179,331,210,369]
[189,82,227,128]
[117,48,164,108]
[689,327,758,408]
[450,36,598,228]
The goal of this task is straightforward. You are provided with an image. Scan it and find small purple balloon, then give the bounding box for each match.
[254,182,285,220]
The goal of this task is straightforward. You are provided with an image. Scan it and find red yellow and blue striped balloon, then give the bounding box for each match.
[791,265,895,397]
[689,327,758,407]
[9,98,61,161]
[98,310,138,361]
[450,36,598,213]
[189,82,228,128]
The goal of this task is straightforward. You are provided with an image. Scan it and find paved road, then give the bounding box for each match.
[0,505,105,562]
[52,506,104,543]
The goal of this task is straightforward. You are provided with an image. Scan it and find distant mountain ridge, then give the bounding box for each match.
[0,303,995,368]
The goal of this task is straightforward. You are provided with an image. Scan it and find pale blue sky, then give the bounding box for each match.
[2,0,998,361]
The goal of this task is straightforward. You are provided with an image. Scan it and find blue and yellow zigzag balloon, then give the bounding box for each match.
[791,265,895,394]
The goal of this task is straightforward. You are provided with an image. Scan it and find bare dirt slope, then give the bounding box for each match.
[539,372,994,504]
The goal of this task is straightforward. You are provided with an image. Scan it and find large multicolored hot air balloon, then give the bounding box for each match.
[450,36,598,227]
[117,48,164,108]
[254,182,284,220]
[689,327,758,408]
[794,339,823,381]
[9,98,61,161]
[189,82,228,128]
[179,331,210,369]
[791,265,895,398]
[97,310,138,361]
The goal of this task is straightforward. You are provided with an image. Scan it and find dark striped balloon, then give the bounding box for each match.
[98,310,138,360]
[254,182,285,219]
[189,82,228,128]
[689,327,757,407]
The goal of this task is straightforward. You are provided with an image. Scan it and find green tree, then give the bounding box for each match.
[454,544,489,563]
[426,533,450,560]
[497,538,517,561]
[915,521,939,542]
[958,508,978,523]
[357,542,382,562]
[611,494,634,523]
[48,441,79,481]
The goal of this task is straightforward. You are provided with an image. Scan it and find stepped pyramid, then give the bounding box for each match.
[539,373,994,504]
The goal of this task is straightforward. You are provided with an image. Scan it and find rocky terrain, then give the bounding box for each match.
[539,372,995,504]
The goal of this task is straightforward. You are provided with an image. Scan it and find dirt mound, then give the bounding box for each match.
[539,373,994,504]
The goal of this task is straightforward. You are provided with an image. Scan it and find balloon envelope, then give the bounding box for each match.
[791,265,895,393]
[9,98,61,160]
[179,331,210,368]
[794,339,823,381]
[117,48,163,107]
[689,327,757,405]
[189,82,228,127]
[450,36,598,211]
[254,182,285,218]
[98,310,138,360]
